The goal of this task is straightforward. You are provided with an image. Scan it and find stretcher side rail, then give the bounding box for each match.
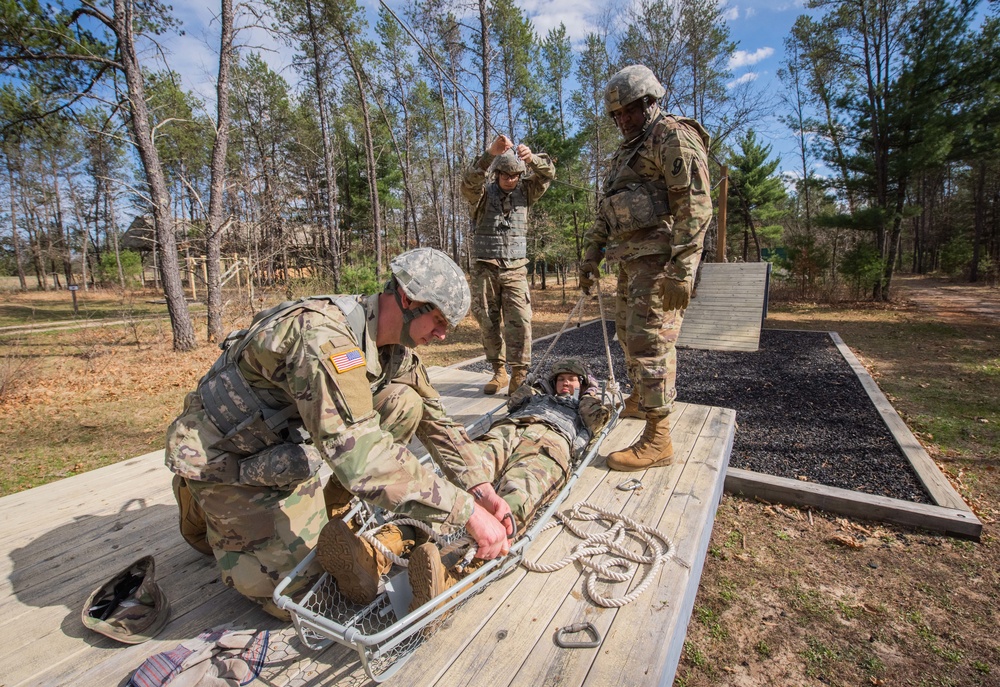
[273,403,622,682]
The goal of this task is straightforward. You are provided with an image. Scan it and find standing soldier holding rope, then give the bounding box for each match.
[462,134,555,397]
[579,64,713,472]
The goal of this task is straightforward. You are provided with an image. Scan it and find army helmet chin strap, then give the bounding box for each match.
[390,279,436,348]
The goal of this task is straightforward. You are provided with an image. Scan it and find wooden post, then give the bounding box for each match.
[717,165,728,263]
[201,256,208,291]
[187,256,197,300]
[233,253,242,294]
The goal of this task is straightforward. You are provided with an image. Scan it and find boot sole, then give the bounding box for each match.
[408,545,446,612]
[316,519,380,605]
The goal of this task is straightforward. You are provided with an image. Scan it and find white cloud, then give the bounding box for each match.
[728,47,774,70]
[745,7,756,18]
[727,72,758,88]
[723,6,739,21]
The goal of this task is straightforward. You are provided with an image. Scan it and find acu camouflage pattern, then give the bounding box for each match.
[470,262,532,367]
[165,294,488,617]
[390,247,471,327]
[582,101,713,414]
[472,183,529,260]
[492,149,526,175]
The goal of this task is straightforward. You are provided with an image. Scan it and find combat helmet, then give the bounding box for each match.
[492,149,526,176]
[604,64,666,115]
[548,357,593,391]
[389,247,471,327]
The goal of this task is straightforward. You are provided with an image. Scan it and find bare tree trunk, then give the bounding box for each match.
[6,163,27,291]
[303,0,341,289]
[339,35,384,276]
[204,0,234,342]
[478,0,491,151]
[114,0,196,349]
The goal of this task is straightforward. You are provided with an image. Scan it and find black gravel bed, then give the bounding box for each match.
[460,323,932,504]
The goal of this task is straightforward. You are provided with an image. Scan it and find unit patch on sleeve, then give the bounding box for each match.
[330,347,366,373]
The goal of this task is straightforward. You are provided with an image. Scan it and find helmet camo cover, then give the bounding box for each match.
[492,149,526,175]
[548,357,593,390]
[389,248,472,327]
[604,64,666,115]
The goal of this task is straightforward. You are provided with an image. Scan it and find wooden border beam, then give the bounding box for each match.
[725,467,982,540]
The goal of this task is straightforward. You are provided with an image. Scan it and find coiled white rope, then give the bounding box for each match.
[520,501,674,608]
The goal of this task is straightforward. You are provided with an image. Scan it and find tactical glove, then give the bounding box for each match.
[662,278,692,311]
[507,383,534,410]
[578,260,600,295]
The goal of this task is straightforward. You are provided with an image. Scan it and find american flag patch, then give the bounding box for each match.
[330,347,365,373]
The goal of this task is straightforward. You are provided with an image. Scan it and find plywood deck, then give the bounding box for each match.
[678,262,770,351]
[0,367,735,687]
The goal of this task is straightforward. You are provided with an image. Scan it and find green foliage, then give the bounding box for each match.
[339,262,381,295]
[940,236,973,278]
[776,234,831,296]
[96,250,143,286]
[839,241,884,298]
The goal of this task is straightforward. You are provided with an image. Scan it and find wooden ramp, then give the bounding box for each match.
[677,262,770,352]
[0,367,735,687]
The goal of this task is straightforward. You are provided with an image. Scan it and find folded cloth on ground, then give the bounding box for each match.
[127,627,269,687]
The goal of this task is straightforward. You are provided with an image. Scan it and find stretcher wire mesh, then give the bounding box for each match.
[274,400,620,682]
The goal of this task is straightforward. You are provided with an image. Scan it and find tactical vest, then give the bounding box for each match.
[600,114,672,238]
[472,182,528,260]
[505,393,591,458]
[196,295,366,457]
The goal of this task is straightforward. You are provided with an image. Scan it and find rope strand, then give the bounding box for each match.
[520,502,674,608]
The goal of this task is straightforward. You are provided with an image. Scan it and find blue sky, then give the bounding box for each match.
[165,0,810,173]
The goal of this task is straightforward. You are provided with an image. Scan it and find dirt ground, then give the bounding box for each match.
[0,274,997,686]
[678,275,999,687]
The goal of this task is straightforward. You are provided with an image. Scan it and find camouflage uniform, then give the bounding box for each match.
[461,150,555,369]
[165,294,490,619]
[583,104,712,414]
[434,363,611,527]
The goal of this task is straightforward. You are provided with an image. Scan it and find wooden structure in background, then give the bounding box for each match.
[677,262,770,352]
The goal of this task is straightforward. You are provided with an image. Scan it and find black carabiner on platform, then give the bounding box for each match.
[554,622,602,648]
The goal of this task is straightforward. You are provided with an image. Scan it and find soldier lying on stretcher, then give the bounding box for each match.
[317,357,613,611]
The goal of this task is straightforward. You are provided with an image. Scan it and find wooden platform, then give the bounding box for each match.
[0,367,735,687]
[678,262,770,352]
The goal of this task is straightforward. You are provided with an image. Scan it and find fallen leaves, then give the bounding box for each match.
[830,534,865,549]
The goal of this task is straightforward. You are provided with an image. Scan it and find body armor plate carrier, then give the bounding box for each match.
[197,295,367,457]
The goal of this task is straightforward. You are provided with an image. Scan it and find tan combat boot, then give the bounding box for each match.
[317,519,411,604]
[508,366,529,396]
[606,411,675,471]
[408,542,460,614]
[621,392,645,420]
[483,363,509,395]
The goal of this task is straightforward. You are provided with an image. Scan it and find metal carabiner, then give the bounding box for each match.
[616,478,643,491]
[554,622,602,648]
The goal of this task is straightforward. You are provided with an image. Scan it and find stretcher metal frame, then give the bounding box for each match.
[273,400,621,682]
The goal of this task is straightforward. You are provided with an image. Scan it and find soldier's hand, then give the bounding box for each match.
[471,483,515,538]
[507,383,533,410]
[663,277,692,311]
[489,135,512,156]
[516,144,532,162]
[466,505,511,559]
[579,260,600,295]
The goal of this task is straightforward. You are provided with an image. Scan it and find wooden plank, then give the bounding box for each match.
[585,407,735,687]
[725,467,982,540]
[679,262,767,353]
[507,407,720,687]
[828,332,971,512]
[383,417,648,687]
